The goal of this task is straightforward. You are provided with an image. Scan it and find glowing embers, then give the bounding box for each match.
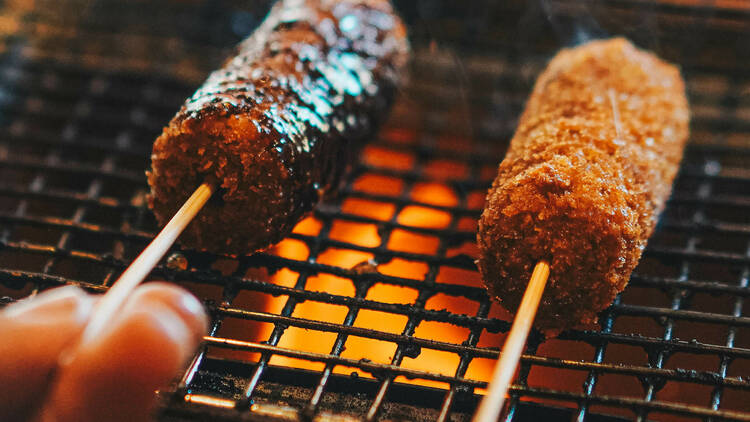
[398,339,460,390]
[334,335,399,379]
[272,315,343,371]
[397,206,451,229]
[268,238,310,261]
[366,281,418,305]
[340,197,395,221]
[362,145,414,170]
[316,247,373,268]
[426,293,479,317]
[329,220,380,247]
[333,307,407,379]
[211,289,286,363]
[410,182,458,207]
[352,173,403,196]
[387,229,439,255]
[376,258,428,281]
[292,215,323,236]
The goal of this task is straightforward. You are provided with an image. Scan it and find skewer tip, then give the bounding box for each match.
[78,183,214,345]
[472,260,550,422]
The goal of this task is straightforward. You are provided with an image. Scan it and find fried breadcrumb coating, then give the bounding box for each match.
[477,38,689,334]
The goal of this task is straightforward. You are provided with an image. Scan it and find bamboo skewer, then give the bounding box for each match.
[472,260,550,422]
[79,183,215,344]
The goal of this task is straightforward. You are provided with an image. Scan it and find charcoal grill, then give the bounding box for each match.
[0,0,749,421]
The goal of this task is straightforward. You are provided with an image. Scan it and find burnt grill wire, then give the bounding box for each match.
[0,0,749,421]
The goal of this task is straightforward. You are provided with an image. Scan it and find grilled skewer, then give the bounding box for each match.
[478,38,690,335]
[474,38,689,421]
[148,0,408,256]
[79,0,408,345]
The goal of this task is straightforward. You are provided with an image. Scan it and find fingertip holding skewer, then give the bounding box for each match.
[473,260,550,422]
[79,182,214,345]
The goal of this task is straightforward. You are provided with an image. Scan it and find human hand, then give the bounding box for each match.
[0,283,208,422]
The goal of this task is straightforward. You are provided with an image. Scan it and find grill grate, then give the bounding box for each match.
[1,1,750,421]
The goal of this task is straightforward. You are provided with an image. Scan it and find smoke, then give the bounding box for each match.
[539,0,608,47]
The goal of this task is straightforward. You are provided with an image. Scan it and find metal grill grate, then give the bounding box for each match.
[0,1,749,421]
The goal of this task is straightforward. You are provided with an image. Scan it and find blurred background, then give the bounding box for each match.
[0,1,748,421]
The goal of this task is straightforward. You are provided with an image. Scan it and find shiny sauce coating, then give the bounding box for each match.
[148,0,408,255]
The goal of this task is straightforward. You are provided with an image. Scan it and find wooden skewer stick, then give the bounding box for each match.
[79,182,214,344]
[472,260,550,422]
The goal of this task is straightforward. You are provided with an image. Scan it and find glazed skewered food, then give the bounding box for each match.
[148,0,409,255]
[477,38,690,334]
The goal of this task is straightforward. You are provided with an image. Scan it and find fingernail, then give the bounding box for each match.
[151,307,198,362]
[3,286,93,324]
[175,292,209,334]
[141,287,209,337]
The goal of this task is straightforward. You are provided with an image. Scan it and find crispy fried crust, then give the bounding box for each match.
[477,38,689,334]
[148,0,408,255]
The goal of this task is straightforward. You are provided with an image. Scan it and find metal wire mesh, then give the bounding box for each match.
[0,0,749,421]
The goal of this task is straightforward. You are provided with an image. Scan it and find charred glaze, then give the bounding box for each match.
[477,38,689,334]
[148,0,408,255]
